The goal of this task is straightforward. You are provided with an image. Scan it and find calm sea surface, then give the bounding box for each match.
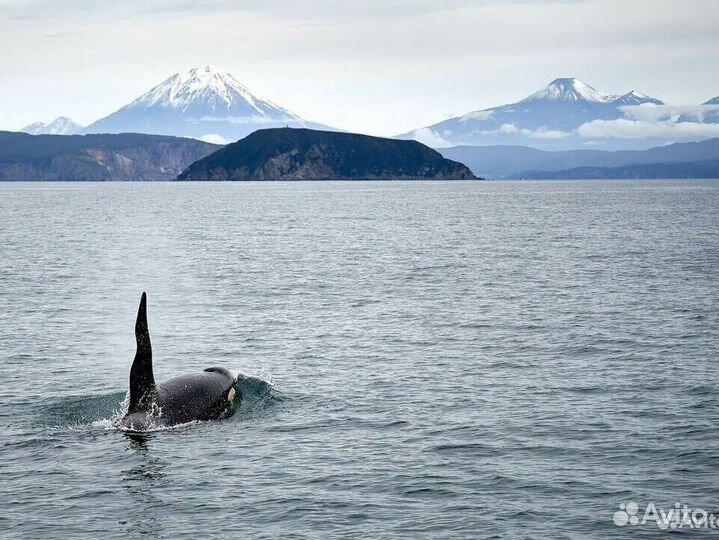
[0,180,717,539]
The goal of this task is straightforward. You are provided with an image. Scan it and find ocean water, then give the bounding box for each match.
[0,180,717,539]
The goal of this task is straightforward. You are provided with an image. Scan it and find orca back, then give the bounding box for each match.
[155,368,237,424]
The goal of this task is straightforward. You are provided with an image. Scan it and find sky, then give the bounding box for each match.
[1,0,717,136]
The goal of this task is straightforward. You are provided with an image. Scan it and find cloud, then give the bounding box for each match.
[197,133,230,144]
[480,123,571,139]
[0,0,483,24]
[406,127,452,147]
[460,109,493,122]
[619,103,719,122]
[578,118,719,140]
[473,107,719,142]
[193,115,288,125]
[479,122,520,135]
[582,139,607,146]
[529,127,570,139]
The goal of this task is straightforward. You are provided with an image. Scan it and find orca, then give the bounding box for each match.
[120,292,239,431]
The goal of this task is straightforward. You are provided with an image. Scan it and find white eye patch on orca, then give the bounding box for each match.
[227,387,236,402]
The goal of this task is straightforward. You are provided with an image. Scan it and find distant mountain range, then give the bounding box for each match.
[21,116,83,135]
[18,72,718,152]
[512,160,718,180]
[178,128,475,180]
[76,66,333,143]
[439,138,719,179]
[0,131,217,180]
[399,78,719,151]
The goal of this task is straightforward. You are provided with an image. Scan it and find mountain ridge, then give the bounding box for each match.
[0,131,218,180]
[511,159,718,180]
[439,138,719,178]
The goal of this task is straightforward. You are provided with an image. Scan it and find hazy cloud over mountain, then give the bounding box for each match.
[1,0,717,136]
[577,118,719,140]
[619,104,719,123]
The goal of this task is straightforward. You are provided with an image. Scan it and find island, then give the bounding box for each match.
[177,128,476,180]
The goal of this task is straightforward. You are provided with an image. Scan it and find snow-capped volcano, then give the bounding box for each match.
[523,78,616,103]
[21,116,82,135]
[520,78,664,106]
[127,65,299,118]
[398,77,667,150]
[82,66,331,142]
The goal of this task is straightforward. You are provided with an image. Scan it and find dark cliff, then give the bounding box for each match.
[0,131,219,181]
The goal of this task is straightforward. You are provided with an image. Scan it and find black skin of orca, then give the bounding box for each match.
[120,292,239,431]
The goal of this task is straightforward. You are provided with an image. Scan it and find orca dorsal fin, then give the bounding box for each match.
[128,292,156,413]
